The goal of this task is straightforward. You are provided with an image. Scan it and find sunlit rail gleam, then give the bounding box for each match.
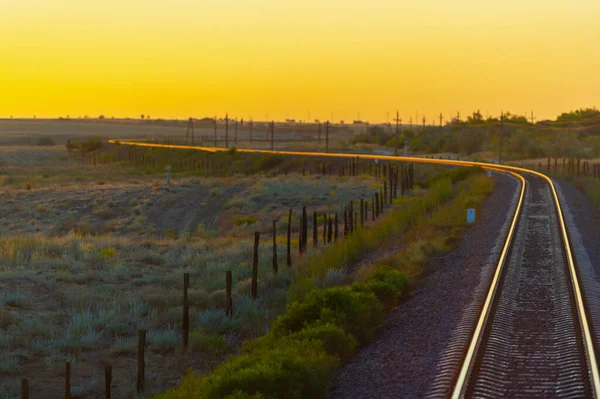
[109,139,600,398]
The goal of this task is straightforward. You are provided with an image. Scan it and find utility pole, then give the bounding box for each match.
[409,116,413,130]
[499,111,504,165]
[234,119,238,145]
[214,116,217,147]
[422,116,426,132]
[318,122,322,143]
[225,113,229,148]
[249,118,253,142]
[185,117,195,145]
[270,121,275,150]
[394,111,401,156]
[530,111,535,132]
[456,111,460,124]
[325,121,330,153]
[439,113,443,130]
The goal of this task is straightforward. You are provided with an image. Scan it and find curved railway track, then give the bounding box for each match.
[450,173,599,398]
[109,140,600,398]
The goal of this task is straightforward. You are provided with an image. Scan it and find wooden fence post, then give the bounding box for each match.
[313,211,318,248]
[105,365,112,399]
[182,273,189,348]
[323,214,328,242]
[302,206,308,253]
[287,209,292,267]
[343,208,348,237]
[226,271,233,316]
[137,330,146,393]
[252,232,260,299]
[272,221,278,274]
[349,202,353,234]
[328,215,333,244]
[360,198,364,227]
[334,214,338,242]
[384,181,388,205]
[21,379,28,399]
[65,362,71,398]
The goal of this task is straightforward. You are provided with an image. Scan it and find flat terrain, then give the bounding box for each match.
[0,136,385,397]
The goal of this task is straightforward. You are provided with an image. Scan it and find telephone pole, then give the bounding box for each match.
[270,121,275,150]
[234,118,238,145]
[530,111,535,132]
[394,111,401,156]
[325,121,330,153]
[225,113,229,148]
[499,111,504,164]
[439,113,443,130]
[185,117,195,145]
[214,116,217,147]
[422,116,426,132]
[250,117,253,142]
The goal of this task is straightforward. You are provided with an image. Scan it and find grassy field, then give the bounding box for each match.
[0,121,495,398]
[1,130,449,397]
[155,168,493,398]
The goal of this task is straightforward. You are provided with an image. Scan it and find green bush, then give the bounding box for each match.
[245,323,357,361]
[290,323,358,360]
[368,266,410,291]
[188,330,231,355]
[234,216,258,226]
[352,267,410,311]
[157,339,337,399]
[164,229,178,239]
[270,286,382,343]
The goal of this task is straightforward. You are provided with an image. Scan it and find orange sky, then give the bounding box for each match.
[1,0,598,122]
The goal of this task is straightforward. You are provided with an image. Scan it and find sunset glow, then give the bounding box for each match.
[1,0,599,121]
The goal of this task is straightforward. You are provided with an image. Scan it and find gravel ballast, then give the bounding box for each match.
[330,173,519,399]
[555,180,600,374]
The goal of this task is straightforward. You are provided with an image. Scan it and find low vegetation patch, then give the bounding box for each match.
[155,168,492,398]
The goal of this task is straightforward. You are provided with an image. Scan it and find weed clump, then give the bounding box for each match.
[271,286,382,343]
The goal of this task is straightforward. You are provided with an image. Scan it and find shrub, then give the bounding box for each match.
[111,336,137,354]
[100,247,116,260]
[196,309,240,335]
[0,356,19,373]
[188,330,231,355]
[352,280,400,312]
[270,286,382,343]
[165,229,179,239]
[210,188,222,198]
[368,266,410,293]
[291,323,357,360]
[159,339,337,399]
[234,216,258,226]
[195,224,218,239]
[148,328,179,351]
[245,323,357,361]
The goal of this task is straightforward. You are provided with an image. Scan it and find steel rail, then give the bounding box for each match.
[109,139,600,397]
[449,170,525,399]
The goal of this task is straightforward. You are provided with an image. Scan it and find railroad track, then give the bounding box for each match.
[448,172,600,398]
[109,140,600,398]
